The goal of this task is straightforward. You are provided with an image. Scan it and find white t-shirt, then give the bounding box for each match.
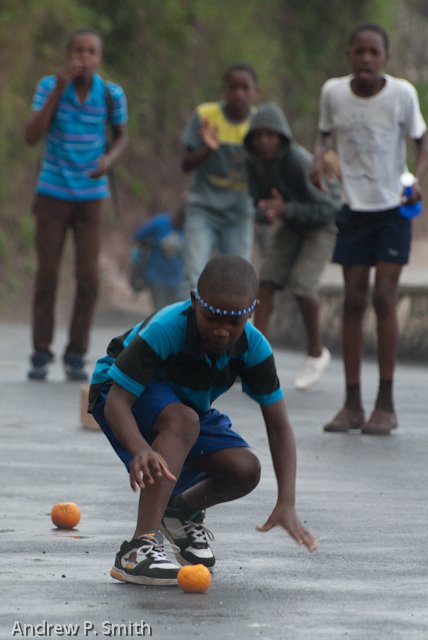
[318,74,426,211]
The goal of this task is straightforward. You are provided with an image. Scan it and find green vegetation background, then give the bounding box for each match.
[0,0,427,309]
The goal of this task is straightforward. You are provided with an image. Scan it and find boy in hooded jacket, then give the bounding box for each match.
[244,103,342,390]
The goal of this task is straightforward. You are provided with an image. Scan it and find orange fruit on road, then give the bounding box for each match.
[51,502,81,529]
[177,564,212,593]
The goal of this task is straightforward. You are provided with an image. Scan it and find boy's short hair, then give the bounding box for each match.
[222,62,258,85]
[198,255,258,300]
[349,22,389,51]
[66,28,103,52]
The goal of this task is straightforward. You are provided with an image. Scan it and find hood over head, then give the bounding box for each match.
[244,102,293,154]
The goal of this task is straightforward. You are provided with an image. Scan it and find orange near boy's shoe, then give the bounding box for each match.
[323,408,366,433]
[362,409,398,435]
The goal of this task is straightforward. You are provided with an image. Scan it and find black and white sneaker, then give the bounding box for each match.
[110,531,180,586]
[160,506,216,572]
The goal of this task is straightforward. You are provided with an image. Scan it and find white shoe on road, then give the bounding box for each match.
[294,347,331,391]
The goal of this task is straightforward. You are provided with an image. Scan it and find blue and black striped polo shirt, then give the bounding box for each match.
[89,300,283,413]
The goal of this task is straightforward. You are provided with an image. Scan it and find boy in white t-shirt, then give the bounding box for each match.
[311,23,428,435]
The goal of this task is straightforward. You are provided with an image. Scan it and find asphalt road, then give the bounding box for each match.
[1,316,427,639]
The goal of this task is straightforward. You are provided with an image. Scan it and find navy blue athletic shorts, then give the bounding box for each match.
[92,381,249,495]
[333,205,411,266]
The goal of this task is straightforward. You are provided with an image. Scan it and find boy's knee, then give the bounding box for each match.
[232,450,261,493]
[344,291,368,319]
[372,286,396,318]
[246,454,261,491]
[154,404,200,447]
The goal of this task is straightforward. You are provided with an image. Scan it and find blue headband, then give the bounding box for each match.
[194,289,257,316]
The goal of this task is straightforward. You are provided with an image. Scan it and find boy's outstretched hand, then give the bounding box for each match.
[256,502,318,552]
[129,449,177,493]
[199,117,220,152]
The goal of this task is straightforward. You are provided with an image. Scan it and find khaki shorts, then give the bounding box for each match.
[259,221,337,298]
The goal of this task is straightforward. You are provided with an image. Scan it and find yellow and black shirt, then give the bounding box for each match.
[182,101,256,222]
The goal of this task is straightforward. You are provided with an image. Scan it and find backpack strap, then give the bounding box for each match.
[104,82,120,218]
[104,82,114,124]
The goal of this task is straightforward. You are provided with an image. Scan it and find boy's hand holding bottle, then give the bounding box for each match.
[399,172,423,218]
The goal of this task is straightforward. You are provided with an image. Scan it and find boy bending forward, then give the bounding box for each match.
[89,255,317,586]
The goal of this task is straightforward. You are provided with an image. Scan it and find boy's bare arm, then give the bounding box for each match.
[104,382,176,492]
[408,133,428,203]
[258,398,317,551]
[311,130,335,192]
[25,61,83,145]
[89,123,128,178]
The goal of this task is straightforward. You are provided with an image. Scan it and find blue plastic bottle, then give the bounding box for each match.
[399,172,422,219]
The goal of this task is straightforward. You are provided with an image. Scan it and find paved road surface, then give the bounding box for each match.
[1,316,427,639]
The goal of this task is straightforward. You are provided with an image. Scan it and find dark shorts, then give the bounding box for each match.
[92,381,249,495]
[333,205,412,266]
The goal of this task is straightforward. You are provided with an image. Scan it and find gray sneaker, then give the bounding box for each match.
[160,507,215,571]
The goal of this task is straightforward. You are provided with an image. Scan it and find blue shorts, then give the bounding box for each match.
[333,206,411,266]
[92,381,249,495]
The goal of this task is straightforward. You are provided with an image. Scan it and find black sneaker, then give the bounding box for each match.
[110,531,180,586]
[64,351,88,381]
[28,350,53,380]
[160,506,216,571]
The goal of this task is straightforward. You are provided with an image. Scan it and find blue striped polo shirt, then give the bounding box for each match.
[32,72,128,201]
[89,300,283,414]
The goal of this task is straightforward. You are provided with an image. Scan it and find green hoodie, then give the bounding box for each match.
[244,103,342,228]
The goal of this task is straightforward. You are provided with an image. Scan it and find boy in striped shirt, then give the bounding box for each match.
[25,28,128,381]
[89,255,317,586]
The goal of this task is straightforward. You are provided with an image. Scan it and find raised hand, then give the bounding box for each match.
[199,117,220,152]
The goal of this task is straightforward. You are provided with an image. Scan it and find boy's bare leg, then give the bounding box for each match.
[371,261,402,413]
[295,295,322,357]
[342,265,370,391]
[373,262,402,384]
[133,404,200,538]
[361,262,402,434]
[323,265,369,432]
[254,281,276,336]
[180,447,261,512]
